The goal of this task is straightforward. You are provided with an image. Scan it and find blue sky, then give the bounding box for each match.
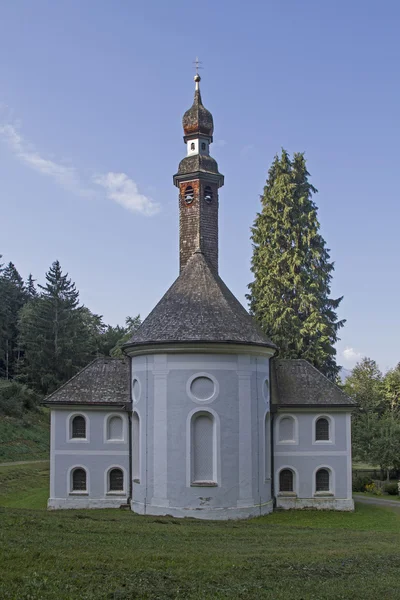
[1,1,399,372]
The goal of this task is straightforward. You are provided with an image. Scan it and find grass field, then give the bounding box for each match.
[0,410,50,462]
[1,464,400,599]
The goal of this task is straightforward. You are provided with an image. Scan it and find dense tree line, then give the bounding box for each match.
[344,358,400,478]
[0,255,140,401]
[248,150,344,380]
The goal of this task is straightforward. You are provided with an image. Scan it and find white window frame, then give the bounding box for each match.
[104,413,126,443]
[276,465,299,496]
[276,414,299,445]
[312,414,335,445]
[186,407,220,487]
[67,412,89,443]
[68,465,89,495]
[313,465,335,496]
[105,465,127,496]
[186,372,219,404]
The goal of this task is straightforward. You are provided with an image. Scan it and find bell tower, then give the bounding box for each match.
[173,74,224,273]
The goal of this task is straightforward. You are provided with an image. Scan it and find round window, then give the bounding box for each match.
[190,376,215,401]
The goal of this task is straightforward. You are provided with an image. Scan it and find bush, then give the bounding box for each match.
[365,482,382,495]
[353,475,373,492]
[383,482,398,496]
[0,380,39,417]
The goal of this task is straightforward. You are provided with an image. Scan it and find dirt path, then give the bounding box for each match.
[0,459,49,467]
[355,495,400,508]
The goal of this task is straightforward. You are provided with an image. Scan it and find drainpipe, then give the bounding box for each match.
[128,411,133,506]
[270,409,276,508]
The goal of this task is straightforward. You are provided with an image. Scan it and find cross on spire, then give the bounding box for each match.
[193,57,203,75]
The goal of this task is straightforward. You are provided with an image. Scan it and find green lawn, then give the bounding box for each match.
[0,410,50,462]
[1,464,400,599]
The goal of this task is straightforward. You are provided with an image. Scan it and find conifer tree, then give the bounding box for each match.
[0,262,27,379]
[26,273,38,299]
[18,261,93,393]
[248,150,344,379]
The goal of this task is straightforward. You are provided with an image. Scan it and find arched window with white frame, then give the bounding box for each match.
[315,468,331,493]
[277,415,297,443]
[279,468,294,493]
[315,417,330,441]
[191,411,215,485]
[108,468,124,493]
[107,415,123,441]
[71,415,86,439]
[71,467,87,493]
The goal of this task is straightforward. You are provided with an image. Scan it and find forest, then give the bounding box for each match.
[0,256,140,415]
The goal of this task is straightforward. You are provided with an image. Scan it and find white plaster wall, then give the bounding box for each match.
[274,410,353,510]
[131,352,273,519]
[48,408,130,509]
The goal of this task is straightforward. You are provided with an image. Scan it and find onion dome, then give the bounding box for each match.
[182,75,214,138]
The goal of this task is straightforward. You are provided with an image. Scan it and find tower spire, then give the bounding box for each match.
[173,75,224,273]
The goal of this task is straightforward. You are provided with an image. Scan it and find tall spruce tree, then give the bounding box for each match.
[248,150,344,379]
[0,262,27,379]
[18,261,94,393]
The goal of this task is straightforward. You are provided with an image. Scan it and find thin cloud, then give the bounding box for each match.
[93,172,160,216]
[342,347,362,364]
[0,116,159,216]
[0,123,92,197]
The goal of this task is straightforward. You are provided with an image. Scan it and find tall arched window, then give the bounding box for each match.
[109,468,124,492]
[278,416,295,442]
[279,469,294,493]
[316,468,330,492]
[72,468,87,492]
[107,416,123,441]
[191,412,214,484]
[315,418,330,441]
[132,412,140,481]
[71,415,86,439]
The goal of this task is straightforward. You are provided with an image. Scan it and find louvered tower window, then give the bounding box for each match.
[184,185,194,204]
[71,415,86,439]
[72,468,87,492]
[315,418,330,441]
[316,468,330,492]
[204,186,213,203]
[279,469,294,492]
[109,468,124,492]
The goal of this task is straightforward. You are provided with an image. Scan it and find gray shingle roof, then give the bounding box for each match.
[43,358,130,406]
[271,359,355,407]
[177,154,220,176]
[182,87,214,137]
[125,251,276,349]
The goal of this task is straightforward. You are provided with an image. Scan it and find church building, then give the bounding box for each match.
[44,75,355,518]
